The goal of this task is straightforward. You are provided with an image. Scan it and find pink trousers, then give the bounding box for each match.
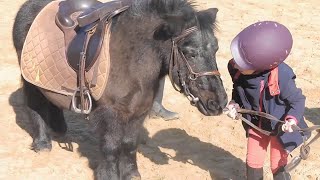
[246,128,288,173]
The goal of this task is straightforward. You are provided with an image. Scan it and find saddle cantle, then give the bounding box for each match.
[56,0,131,71]
[20,0,131,113]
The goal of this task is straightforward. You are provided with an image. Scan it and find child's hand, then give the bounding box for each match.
[282,119,297,133]
[223,101,240,120]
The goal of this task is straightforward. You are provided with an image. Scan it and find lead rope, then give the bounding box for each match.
[225,108,320,172]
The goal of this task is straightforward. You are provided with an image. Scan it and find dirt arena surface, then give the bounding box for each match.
[0,0,320,179]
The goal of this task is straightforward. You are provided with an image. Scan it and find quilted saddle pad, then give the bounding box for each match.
[20,0,110,100]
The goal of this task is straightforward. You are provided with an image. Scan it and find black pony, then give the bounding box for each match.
[12,0,227,179]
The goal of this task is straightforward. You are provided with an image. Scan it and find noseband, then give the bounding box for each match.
[168,26,220,104]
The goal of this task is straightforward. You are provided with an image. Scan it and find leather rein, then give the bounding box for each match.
[168,26,220,104]
[236,108,320,172]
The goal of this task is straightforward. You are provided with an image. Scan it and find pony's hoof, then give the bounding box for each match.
[130,175,141,180]
[123,170,141,180]
[31,140,52,152]
[96,161,119,180]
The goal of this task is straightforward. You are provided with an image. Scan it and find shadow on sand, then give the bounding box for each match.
[138,126,246,180]
[8,88,102,171]
[10,88,247,179]
[304,107,320,125]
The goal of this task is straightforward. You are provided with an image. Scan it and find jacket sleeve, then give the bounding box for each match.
[279,77,305,124]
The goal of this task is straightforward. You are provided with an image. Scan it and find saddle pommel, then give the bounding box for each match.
[56,0,133,29]
[77,1,128,27]
[56,0,101,29]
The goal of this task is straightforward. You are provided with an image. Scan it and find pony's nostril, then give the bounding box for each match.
[207,99,220,110]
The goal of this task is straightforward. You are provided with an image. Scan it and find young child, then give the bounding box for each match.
[225,21,310,180]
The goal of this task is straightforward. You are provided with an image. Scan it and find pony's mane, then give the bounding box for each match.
[129,0,217,36]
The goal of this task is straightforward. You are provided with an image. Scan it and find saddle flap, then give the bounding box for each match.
[67,20,106,72]
[57,0,132,72]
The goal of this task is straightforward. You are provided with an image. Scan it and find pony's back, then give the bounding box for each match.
[12,0,52,62]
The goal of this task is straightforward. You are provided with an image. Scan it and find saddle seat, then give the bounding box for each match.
[55,0,131,71]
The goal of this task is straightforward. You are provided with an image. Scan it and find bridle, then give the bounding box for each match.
[168,26,220,104]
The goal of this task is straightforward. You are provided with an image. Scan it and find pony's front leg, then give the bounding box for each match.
[24,83,52,152]
[94,109,123,180]
[119,116,145,180]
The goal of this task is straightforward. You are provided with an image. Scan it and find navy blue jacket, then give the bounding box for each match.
[228,60,310,152]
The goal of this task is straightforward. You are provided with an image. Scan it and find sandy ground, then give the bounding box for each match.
[1,0,320,180]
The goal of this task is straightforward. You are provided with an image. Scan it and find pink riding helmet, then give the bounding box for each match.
[230,21,293,71]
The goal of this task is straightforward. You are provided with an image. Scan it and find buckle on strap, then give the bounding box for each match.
[181,81,199,105]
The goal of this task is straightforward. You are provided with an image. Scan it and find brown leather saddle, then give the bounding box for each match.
[54,0,131,114]
[56,0,131,71]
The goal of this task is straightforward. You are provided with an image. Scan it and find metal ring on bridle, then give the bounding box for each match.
[189,74,198,80]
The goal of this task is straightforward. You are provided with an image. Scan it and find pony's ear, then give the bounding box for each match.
[153,15,185,41]
[153,3,196,41]
[197,8,218,27]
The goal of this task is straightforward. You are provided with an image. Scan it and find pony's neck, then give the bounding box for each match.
[111,9,172,68]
